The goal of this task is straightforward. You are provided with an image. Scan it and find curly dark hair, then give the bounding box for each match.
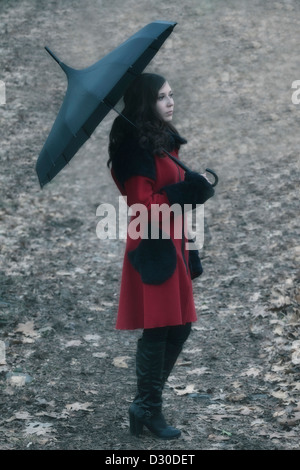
[107,73,181,167]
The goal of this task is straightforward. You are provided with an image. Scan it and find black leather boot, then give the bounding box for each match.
[162,342,183,387]
[162,323,192,387]
[129,338,181,439]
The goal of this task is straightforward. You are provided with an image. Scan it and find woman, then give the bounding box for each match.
[108,73,215,439]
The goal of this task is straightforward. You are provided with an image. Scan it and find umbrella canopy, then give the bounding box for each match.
[35,21,177,187]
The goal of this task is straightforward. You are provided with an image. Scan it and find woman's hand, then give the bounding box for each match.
[184,170,212,186]
[200,172,211,183]
[162,170,215,208]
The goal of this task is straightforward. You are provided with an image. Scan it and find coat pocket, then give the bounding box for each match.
[128,234,177,285]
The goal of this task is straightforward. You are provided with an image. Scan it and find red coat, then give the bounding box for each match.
[111,136,202,330]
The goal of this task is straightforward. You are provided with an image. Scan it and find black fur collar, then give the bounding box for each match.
[112,132,187,187]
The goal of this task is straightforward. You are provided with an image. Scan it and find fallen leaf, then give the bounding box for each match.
[239,407,253,416]
[184,347,202,354]
[271,390,289,400]
[249,292,261,302]
[211,414,230,421]
[93,352,108,358]
[36,411,67,420]
[7,374,27,387]
[177,359,192,367]
[241,367,261,377]
[25,422,54,436]
[0,340,6,365]
[291,350,300,365]
[226,393,247,402]
[271,364,286,373]
[65,402,93,412]
[252,304,268,317]
[173,384,196,396]
[64,340,82,348]
[273,409,286,418]
[187,367,210,376]
[231,381,243,389]
[208,434,230,441]
[6,411,31,422]
[264,373,281,383]
[250,419,266,427]
[277,412,300,427]
[270,432,284,439]
[291,341,300,365]
[113,356,130,368]
[84,334,101,342]
[274,325,284,336]
[15,321,39,343]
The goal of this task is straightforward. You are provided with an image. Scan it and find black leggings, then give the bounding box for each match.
[142,323,192,346]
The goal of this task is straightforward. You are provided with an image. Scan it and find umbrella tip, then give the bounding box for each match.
[45,46,61,64]
[45,46,72,75]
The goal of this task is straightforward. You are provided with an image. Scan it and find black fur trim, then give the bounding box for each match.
[112,138,156,187]
[163,171,215,209]
[112,133,187,187]
[168,131,187,150]
[188,243,203,280]
[128,230,177,285]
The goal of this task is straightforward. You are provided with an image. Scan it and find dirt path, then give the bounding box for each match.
[0,0,299,451]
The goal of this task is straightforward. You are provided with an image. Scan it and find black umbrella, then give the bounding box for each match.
[35,21,178,187]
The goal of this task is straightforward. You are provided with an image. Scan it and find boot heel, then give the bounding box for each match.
[129,407,143,437]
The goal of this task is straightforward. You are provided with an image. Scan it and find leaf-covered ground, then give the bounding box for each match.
[0,0,299,451]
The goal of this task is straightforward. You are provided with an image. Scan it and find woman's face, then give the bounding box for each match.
[155,81,174,122]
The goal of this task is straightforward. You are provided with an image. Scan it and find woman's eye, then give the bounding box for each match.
[158,93,173,101]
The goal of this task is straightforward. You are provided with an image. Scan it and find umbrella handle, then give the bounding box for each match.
[205,168,218,187]
[162,149,219,187]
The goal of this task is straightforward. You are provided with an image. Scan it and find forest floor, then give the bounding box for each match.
[0,0,299,452]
